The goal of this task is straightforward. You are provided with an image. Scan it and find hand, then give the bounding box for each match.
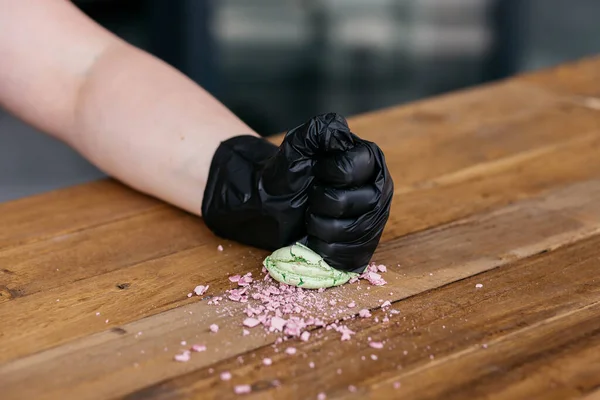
[202,113,393,273]
[303,115,394,273]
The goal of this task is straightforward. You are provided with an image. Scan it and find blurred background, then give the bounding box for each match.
[1,0,600,202]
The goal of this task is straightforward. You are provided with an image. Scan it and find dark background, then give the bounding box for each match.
[1,0,599,202]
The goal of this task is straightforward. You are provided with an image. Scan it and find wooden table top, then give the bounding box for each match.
[2,56,600,400]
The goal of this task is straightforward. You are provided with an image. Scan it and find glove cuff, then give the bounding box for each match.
[201,135,279,246]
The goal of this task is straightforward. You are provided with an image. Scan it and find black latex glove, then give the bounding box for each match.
[202,113,393,273]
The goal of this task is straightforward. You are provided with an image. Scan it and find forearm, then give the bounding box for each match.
[70,42,257,215]
[0,0,257,215]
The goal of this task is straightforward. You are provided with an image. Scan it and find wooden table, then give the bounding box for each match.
[2,56,600,400]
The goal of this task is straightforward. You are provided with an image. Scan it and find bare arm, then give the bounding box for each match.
[0,0,258,214]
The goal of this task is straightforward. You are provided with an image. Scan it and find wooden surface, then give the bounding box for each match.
[1,56,600,400]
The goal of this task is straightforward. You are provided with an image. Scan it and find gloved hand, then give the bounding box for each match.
[202,113,393,273]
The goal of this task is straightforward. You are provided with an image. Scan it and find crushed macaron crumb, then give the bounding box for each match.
[220,371,232,381]
[194,285,209,296]
[191,344,206,352]
[174,262,391,362]
[234,385,251,394]
[174,351,191,362]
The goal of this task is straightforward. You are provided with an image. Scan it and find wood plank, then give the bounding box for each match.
[0,180,162,251]
[365,306,600,400]
[382,131,600,241]
[357,85,599,195]
[582,389,600,400]
[121,234,600,400]
[2,179,600,399]
[0,207,214,298]
[271,81,600,192]
[517,56,600,98]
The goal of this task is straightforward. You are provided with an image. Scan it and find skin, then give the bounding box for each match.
[0,0,259,215]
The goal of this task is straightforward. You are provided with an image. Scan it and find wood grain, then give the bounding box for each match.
[121,234,600,400]
[0,207,213,298]
[0,180,162,251]
[2,179,600,399]
[517,55,600,98]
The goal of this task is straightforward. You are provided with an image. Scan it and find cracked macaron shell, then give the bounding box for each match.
[263,243,358,289]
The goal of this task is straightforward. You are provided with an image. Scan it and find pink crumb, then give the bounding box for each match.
[234,385,251,394]
[238,275,253,286]
[191,344,206,352]
[217,245,224,251]
[347,301,356,308]
[270,316,287,332]
[242,329,250,336]
[476,283,483,288]
[194,285,209,296]
[370,354,378,360]
[209,324,219,333]
[285,347,297,355]
[220,371,232,381]
[329,299,337,306]
[263,358,272,366]
[369,341,384,349]
[317,393,326,400]
[243,317,261,328]
[229,275,241,283]
[180,341,187,346]
[309,361,315,368]
[348,385,357,393]
[359,309,371,318]
[394,382,401,389]
[174,351,191,362]
[187,293,192,298]
[362,271,387,286]
[300,331,311,342]
[381,301,392,307]
[336,325,355,341]
[377,264,387,272]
